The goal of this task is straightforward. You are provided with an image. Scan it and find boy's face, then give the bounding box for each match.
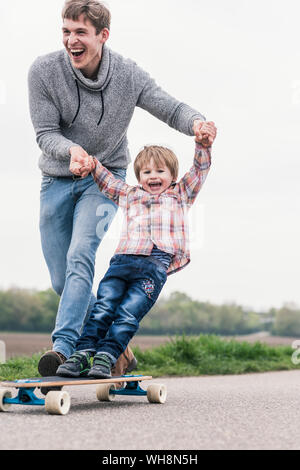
[138,158,174,195]
[62,14,109,78]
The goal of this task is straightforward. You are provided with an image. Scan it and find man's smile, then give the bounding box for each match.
[70,48,85,57]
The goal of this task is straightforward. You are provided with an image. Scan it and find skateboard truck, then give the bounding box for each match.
[4,388,45,407]
[111,379,147,397]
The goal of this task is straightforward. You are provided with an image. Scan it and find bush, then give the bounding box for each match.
[272,304,300,337]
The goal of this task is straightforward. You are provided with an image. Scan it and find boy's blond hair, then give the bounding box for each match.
[62,0,111,34]
[134,145,179,182]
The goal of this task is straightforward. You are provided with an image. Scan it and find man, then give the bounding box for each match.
[28,0,212,377]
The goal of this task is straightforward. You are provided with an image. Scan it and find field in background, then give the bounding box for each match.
[0,333,171,358]
[0,331,298,359]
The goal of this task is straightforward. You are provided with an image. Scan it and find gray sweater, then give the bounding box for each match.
[28,45,205,177]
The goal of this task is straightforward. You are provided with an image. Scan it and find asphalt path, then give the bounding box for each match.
[1,370,300,450]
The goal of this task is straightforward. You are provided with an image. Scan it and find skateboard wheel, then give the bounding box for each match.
[96,383,116,402]
[0,388,12,412]
[45,390,71,415]
[147,384,167,404]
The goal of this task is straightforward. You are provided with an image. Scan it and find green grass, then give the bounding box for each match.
[0,354,42,381]
[0,335,299,381]
[133,335,300,376]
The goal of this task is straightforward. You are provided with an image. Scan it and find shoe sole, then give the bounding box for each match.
[38,353,62,377]
[56,367,90,378]
[56,369,81,378]
[125,357,138,374]
[88,369,112,379]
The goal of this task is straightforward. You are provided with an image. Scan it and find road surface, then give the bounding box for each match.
[1,370,300,450]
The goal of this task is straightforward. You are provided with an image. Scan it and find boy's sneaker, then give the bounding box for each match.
[88,353,113,379]
[56,351,92,378]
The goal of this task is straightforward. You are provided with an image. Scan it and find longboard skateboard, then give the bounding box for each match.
[0,375,167,415]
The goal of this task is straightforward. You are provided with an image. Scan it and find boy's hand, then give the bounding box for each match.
[193,121,217,147]
[69,146,95,177]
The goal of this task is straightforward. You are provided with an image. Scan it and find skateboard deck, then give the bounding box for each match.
[1,374,152,388]
[0,375,167,415]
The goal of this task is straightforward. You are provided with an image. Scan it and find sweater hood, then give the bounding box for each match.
[63,44,114,91]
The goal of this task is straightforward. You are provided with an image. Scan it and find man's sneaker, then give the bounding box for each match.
[111,345,138,376]
[38,350,66,377]
[56,351,92,378]
[88,353,113,379]
[38,350,67,396]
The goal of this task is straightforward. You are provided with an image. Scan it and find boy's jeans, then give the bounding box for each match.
[76,254,168,362]
[39,169,126,359]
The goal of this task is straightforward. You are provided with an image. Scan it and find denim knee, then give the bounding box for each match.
[114,310,140,330]
[49,264,66,295]
[66,245,97,281]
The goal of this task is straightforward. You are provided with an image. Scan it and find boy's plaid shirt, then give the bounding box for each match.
[92,142,211,275]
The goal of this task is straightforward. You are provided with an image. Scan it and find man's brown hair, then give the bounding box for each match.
[134,146,179,182]
[62,0,111,34]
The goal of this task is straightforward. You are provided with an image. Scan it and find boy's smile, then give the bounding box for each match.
[139,158,174,195]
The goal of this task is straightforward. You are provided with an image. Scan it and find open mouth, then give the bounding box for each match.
[70,49,85,58]
[149,182,162,190]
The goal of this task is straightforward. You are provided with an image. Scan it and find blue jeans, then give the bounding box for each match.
[39,169,126,359]
[76,254,167,363]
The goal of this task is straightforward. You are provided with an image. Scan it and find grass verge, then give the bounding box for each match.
[133,335,300,376]
[0,335,299,381]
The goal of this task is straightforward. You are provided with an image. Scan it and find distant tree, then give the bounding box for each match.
[272,304,300,337]
[0,287,58,332]
[140,291,261,335]
[1,287,298,337]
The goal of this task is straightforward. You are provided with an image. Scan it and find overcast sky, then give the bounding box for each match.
[0,0,299,311]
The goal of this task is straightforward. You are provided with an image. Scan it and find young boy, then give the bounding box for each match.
[56,122,216,378]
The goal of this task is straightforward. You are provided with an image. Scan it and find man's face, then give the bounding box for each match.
[138,158,174,195]
[62,14,109,78]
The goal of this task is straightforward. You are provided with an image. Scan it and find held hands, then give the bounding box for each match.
[68,121,217,177]
[193,120,217,147]
[69,146,95,178]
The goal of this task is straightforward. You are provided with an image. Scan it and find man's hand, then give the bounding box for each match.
[193,120,217,147]
[69,146,95,178]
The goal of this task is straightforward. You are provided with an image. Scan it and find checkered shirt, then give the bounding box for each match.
[92,142,211,274]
